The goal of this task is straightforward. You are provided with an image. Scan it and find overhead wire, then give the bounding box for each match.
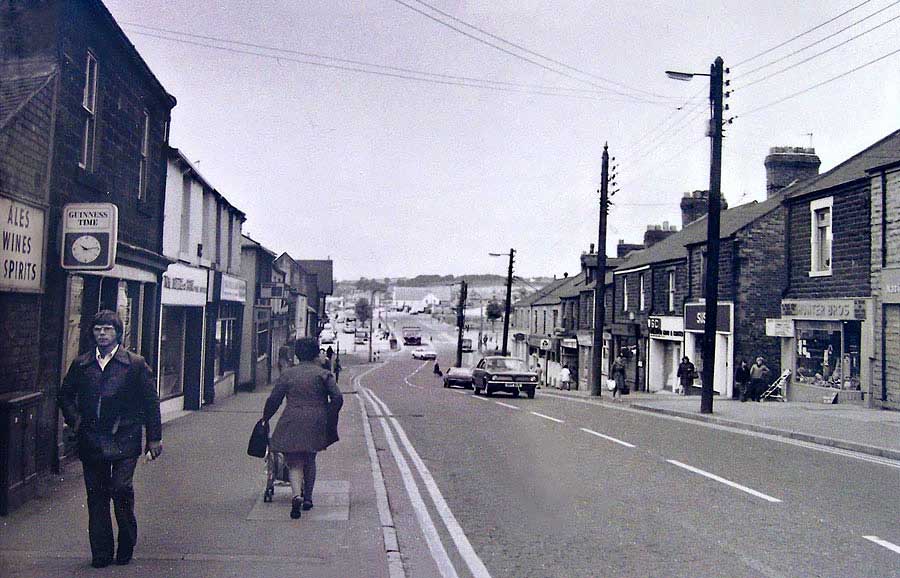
[404,0,673,100]
[734,0,876,66]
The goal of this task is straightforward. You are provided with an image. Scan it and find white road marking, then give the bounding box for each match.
[539,392,900,470]
[360,389,459,578]
[530,411,564,424]
[863,535,900,555]
[667,459,782,503]
[366,389,493,578]
[580,427,636,448]
[353,369,406,578]
[472,395,490,401]
[494,402,520,410]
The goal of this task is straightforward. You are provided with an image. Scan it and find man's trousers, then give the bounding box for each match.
[82,457,139,562]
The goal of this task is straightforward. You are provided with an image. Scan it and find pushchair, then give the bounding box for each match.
[263,447,290,502]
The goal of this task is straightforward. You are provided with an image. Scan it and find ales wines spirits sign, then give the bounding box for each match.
[0,194,46,292]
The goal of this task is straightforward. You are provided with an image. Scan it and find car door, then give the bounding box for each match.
[473,358,486,386]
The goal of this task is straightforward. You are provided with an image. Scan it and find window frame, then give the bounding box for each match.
[809,196,833,277]
[138,110,150,200]
[639,272,645,311]
[623,276,629,312]
[79,51,99,171]
[667,270,676,313]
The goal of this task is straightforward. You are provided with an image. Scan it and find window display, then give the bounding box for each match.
[794,320,860,389]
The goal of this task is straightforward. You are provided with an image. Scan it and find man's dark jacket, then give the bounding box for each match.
[59,348,162,462]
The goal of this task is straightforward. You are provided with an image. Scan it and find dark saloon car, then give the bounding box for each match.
[472,356,538,398]
[443,367,474,389]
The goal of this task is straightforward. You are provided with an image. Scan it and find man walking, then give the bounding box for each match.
[749,356,771,402]
[58,310,162,568]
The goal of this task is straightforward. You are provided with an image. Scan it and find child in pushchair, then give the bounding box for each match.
[263,448,290,502]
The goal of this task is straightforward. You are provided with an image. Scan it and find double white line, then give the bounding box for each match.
[360,385,491,578]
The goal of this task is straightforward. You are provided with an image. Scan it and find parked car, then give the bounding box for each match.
[319,330,336,344]
[443,367,473,389]
[472,356,538,398]
[354,330,369,345]
[411,347,438,360]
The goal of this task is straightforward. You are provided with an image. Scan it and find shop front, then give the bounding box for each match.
[683,302,733,397]
[205,271,246,403]
[777,298,871,402]
[575,331,611,392]
[647,316,684,392]
[560,337,579,389]
[610,322,642,391]
[159,263,207,417]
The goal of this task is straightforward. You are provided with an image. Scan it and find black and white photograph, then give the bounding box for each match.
[1,1,899,576]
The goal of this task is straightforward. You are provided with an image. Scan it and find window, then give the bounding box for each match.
[639,273,645,311]
[215,303,240,377]
[138,110,150,199]
[180,173,192,254]
[80,52,98,171]
[667,270,676,312]
[542,310,547,334]
[623,277,629,311]
[699,252,707,297]
[552,309,558,330]
[533,311,538,333]
[810,197,833,275]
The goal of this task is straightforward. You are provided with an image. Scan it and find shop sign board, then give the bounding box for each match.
[883,268,900,304]
[684,302,732,333]
[162,263,208,306]
[0,194,45,292]
[539,338,551,350]
[648,316,684,339]
[765,318,795,337]
[61,203,117,270]
[780,298,865,320]
[260,282,285,299]
[220,273,247,302]
[561,338,578,349]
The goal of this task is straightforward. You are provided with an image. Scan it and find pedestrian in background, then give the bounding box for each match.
[433,361,443,377]
[611,352,627,398]
[262,337,343,519]
[735,359,751,402]
[535,362,543,388]
[749,356,771,402]
[58,310,162,568]
[677,356,696,396]
[559,364,572,391]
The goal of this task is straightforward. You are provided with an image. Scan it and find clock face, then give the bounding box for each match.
[72,234,102,264]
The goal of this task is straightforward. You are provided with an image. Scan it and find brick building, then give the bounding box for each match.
[1,0,175,493]
[776,131,900,403]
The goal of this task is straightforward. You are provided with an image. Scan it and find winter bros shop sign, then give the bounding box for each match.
[61,203,117,271]
[0,194,45,292]
[780,299,865,320]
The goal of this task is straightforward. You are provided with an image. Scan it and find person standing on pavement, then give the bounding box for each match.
[262,337,343,519]
[677,356,696,396]
[535,362,543,388]
[735,359,751,402]
[749,356,771,402]
[558,364,572,391]
[611,352,627,398]
[58,310,162,568]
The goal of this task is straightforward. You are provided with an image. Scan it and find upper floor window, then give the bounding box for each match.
[552,309,558,330]
[180,173,192,255]
[810,197,833,276]
[80,52,98,171]
[623,277,629,311]
[542,310,547,334]
[639,273,645,311]
[699,251,708,297]
[138,111,150,199]
[667,270,676,312]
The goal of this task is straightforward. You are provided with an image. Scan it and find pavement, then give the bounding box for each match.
[541,386,900,461]
[0,359,389,578]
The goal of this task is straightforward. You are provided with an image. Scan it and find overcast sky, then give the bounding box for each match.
[106,0,900,281]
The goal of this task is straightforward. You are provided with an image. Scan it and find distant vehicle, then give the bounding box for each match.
[323,322,333,331]
[344,311,357,323]
[472,356,538,398]
[354,330,369,345]
[443,367,473,389]
[411,347,437,360]
[343,321,356,334]
[461,338,473,353]
[402,326,422,346]
[320,330,336,344]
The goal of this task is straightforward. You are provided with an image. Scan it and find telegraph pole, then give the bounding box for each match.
[456,281,467,367]
[700,57,725,414]
[368,290,375,363]
[590,144,612,396]
[501,249,515,356]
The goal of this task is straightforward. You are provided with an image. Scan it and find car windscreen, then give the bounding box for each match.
[486,358,526,371]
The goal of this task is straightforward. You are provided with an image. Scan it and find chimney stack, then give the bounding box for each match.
[617,240,644,258]
[765,146,820,198]
[643,222,678,248]
[589,243,595,254]
[681,189,728,227]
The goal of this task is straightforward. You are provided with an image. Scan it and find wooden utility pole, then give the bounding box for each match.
[456,281,467,367]
[700,57,725,414]
[590,144,611,396]
[501,249,515,356]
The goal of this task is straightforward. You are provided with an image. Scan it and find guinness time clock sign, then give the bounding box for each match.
[61,203,118,270]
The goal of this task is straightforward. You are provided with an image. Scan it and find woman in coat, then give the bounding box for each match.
[611,352,627,398]
[677,356,696,396]
[263,337,343,519]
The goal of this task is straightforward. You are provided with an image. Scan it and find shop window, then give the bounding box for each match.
[80,52,98,171]
[794,320,860,389]
[215,303,240,377]
[160,307,185,399]
[809,197,833,275]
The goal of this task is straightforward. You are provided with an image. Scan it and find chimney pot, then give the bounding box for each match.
[765,146,820,198]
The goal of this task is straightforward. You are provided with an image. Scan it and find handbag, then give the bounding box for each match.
[607,379,617,391]
[247,419,269,458]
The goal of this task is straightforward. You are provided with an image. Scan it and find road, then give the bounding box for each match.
[360,313,900,578]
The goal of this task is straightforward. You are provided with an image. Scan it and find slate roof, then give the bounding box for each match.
[533,275,579,306]
[785,129,900,199]
[0,59,56,132]
[295,259,334,295]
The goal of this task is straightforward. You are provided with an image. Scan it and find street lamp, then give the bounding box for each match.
[666,56,725,414]
[489,249,515,356]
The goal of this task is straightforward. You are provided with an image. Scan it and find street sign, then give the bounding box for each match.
[61,203,117,270]
[540,338,551,350]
